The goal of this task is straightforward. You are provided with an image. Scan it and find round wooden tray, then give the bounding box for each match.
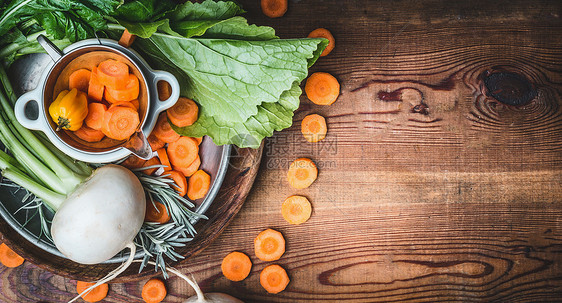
[0,145,263,283]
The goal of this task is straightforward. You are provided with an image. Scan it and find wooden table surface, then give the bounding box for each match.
[1,0,562,302]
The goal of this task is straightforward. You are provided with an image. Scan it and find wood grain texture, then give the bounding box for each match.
[1,0,562,302]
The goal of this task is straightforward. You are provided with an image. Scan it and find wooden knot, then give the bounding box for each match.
[483,72,537,106]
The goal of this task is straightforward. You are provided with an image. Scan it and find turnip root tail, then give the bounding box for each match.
[68,242,136,303]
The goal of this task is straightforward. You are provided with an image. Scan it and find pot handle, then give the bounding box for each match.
[14,89,46,131]
[150,70,180,114]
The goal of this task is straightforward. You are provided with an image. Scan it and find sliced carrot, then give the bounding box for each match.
[282,196,312,225]
[168,170,187,196]
[148,133,165,151]
[260,264,289,294]
[287,158,318,189]
[153,113,180,143]
[96,59,130,90]
[174,155,200,177]
[261,0,287,18]
[74,125,105,143]
[308,28,335,57]
[104,88,119,104]
[88,67,104,102]
[76,281,109,303]
[109,101,138,111]
[157,81,172,101]
[141,157,161,176]
[121,155,146,170]
[301,114,327,143]
[194,137,203,145]
[102,106,139,140]
[305,72,340,105]
[144,201,170,224]
[105,73,140,102]
[68,68,91,93]
[166,97,198,127]
[118,29,137,48]
[130,99,140,111]
[254,229,285,262]
[0,243,24,268]
[187,169,210,200]
[167,136,198,168]
[84,102,107,130]
[221,251,252,282]
[156,148,172,171]
[141,278,167,303]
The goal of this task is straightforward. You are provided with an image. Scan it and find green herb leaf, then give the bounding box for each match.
[113,0,177,22]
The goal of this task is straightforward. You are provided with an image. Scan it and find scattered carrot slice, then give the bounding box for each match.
[153,113,180,143]
[287,158,318,189]
[148,133,165,151]
[221,251,252,282]
[156,148,172,171]
[260,264,289,294]
[76,281,109,303]
[88,67,104,102]
[84,102,107,130]
[68,68,91,93]
[121,155,146,170]
[261,0,287,18]
[0,243,24,268]
[96,59,130,90]
[102,106,139,140]
[74,125,105,143]
[308,28,335,57]
[301,114,327,143]
[141,157,161,176]
[109,101,138,112]
[174,155,200,177]
[282,195,312,225]
[105,74,140,102]
[254,228,285,262]
[187,169,210,200]
[141,278,167,303]
[157,81,171,101]
[194,137,203,145]
[167,136,198,168]
[118,29,137,48]
[168,170,187,196]
[305,72,340,105]
[167,97,199,127]
[144,201,170,224]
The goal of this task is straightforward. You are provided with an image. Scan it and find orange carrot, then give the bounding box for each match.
[308,28,335,57]
[148,133,165,151]
[74,125,105,143]
[96,59,130,90]
[168,170,187,196]
[121,155,147,170]
[105,73,140,102]
[109,101,138,111]
[166,97,198,127]
[167,136,198,168]
[282,196,312,225]
[261,0,287,18]
[221,251,252,282]
[305,72,340,105]
[130,99,140,111]
[187,169,210,200]
[153,113,180,143]
[0,243,24,268]
[84,102,107,130]
[254,229,285,262]
[88,67,104,102]
[76,281,109,303]
[102,106,139,140]
[287,158,318,189]
[118,29,137,48]
[157,81,171,101]
[103,88,119,104]
[260,264,289,294]
[142,278,167,303]
[141,157,161,176]
[301,114,327,143]
[144,201,170,224]
[156,148,172,171]
[68,68,91,93]
[194,137,203,145]
[174,155,200,177]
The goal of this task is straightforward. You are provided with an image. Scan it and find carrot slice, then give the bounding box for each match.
[141,278,167,303]
[287,158,318,189]
[141,157,161,176]
[308,28,335,57]
[254,229,285,261]
[76,281,109,303]
[68,68,91,93]
[148,133,165,151]
[130,99,140,111]
[0,243,24,268]
[301,114,327,143]
[121,155,146,170]
[74,125,105,143]
[105,74,140,102]
[157,81,172,101]
[174,155,200,177]
[96,59,130,90]
[261,0,287,18]
[194,137,203,145]
[168,170,187,196]
[305,72,340,105]
[260,264,289,294]
[102,106,139,140]
[282,196,312,225]
[84,102,107,130]
[166,97,199,127]
[144,201,170,224]
[118,29,137,48]
[167,136,198,168]
[187,169,210,200]
[156,148,172,171]
[88,67,104,102]
[153,113,180,143]
[221,251,252,282]
[109,101,138,111]
[104,88,119,104]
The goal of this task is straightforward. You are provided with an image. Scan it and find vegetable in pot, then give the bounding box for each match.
[49,88,89,131]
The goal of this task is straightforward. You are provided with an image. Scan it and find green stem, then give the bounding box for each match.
[36,133,92,177]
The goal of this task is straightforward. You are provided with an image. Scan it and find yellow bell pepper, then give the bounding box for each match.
[49,88,89,131]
